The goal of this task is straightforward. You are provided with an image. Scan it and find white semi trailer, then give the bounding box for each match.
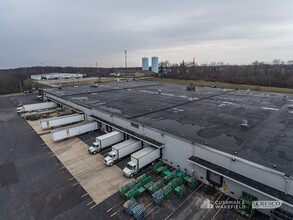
[88,131,124,154]
[17,102,57,113]
[51,121,98,141]
[40,114,84,129]
[123,146,160,177]
[104,139,142,166]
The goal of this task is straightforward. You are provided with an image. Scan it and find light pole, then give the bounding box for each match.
[125,50,127,77]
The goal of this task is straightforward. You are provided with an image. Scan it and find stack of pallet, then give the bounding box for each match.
[124,198,145,220]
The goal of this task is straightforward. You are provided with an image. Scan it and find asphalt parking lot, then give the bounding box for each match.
[0,94,100,219]
[0,93,268,220]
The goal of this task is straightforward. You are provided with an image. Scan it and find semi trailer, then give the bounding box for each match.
[123,146,160,177]
[40,114,84,129]
[88,131,124,154]
[104,139,142,166]
[51,121,98,141]
[17,102,57,113]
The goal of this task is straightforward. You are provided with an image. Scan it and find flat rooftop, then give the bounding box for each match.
[45,80,293,176]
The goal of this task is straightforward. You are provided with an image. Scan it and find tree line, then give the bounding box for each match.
[159,59,293,88]
[0,66,141,94]
[0,60,293,95]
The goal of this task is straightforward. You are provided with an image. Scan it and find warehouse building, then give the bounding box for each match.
[43,80,293,216]
[31,73,86,80]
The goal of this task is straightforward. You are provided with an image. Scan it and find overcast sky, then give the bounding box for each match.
[1,0,293,68]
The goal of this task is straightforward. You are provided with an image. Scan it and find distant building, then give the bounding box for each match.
[151,56,159,73]
[31,73,86,81]
[142,57,149,71]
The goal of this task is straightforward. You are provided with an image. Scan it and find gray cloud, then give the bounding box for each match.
[1,0,293,68]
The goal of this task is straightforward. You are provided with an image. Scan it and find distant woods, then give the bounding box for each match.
[0,60,293,94]
[0,66,111,95]
[158,59,293,89]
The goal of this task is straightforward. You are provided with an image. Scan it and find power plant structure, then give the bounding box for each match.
[151,56,159,74]
[142,57,149,71]
[142,56,159,73]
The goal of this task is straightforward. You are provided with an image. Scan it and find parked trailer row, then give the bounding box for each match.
[35,109,162,176]
[17,102,57,113]
[40,114,84,129]
[51,121,98,141]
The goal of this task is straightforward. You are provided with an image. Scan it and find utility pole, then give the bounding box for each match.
[125,50,127,76]
[41,62,43,74]
[19,81,23,93]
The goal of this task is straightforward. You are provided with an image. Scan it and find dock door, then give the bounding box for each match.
[206,170,223,188]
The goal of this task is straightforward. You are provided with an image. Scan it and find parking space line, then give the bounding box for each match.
[164,183,204,220]
[106,201,124,212]
[68,177,75,181]
[50,155,56,157]
[200,192,224,220]
[90,200,103,210]
[110,207,123,217]
[211,197,230,220]
[59,166,66,170]
[81,193,88,198]
[72,182,79,186]
[87,201,95,206]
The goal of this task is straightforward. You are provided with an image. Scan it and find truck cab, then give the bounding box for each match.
[123,161,137,178]
[104,151,117,166]
[88,142,100,154]
[16,107,22,114]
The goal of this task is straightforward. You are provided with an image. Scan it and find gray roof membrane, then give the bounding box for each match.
[45,81,293,176]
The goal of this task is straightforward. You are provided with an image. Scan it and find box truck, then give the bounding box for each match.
[123,146,160,177]
[40,114,84,129]
[104,139,142,166]
[51,121,97,141]
[88,131,124,154]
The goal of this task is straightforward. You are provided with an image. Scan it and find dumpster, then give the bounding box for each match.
[186,177,198,190]
[148,180,163,195]
[153,161,163,174]
[174,184,186,197]
[163,185,172,200]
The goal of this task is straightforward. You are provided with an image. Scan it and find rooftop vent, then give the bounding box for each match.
[241,119,248,127]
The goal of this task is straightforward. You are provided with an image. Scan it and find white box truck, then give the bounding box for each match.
[88,131,124,154]
[123,146,160,178]
[17,102,57,113]
[40,114,84,129]
[51,121,98,141]
[104,139,142,166]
